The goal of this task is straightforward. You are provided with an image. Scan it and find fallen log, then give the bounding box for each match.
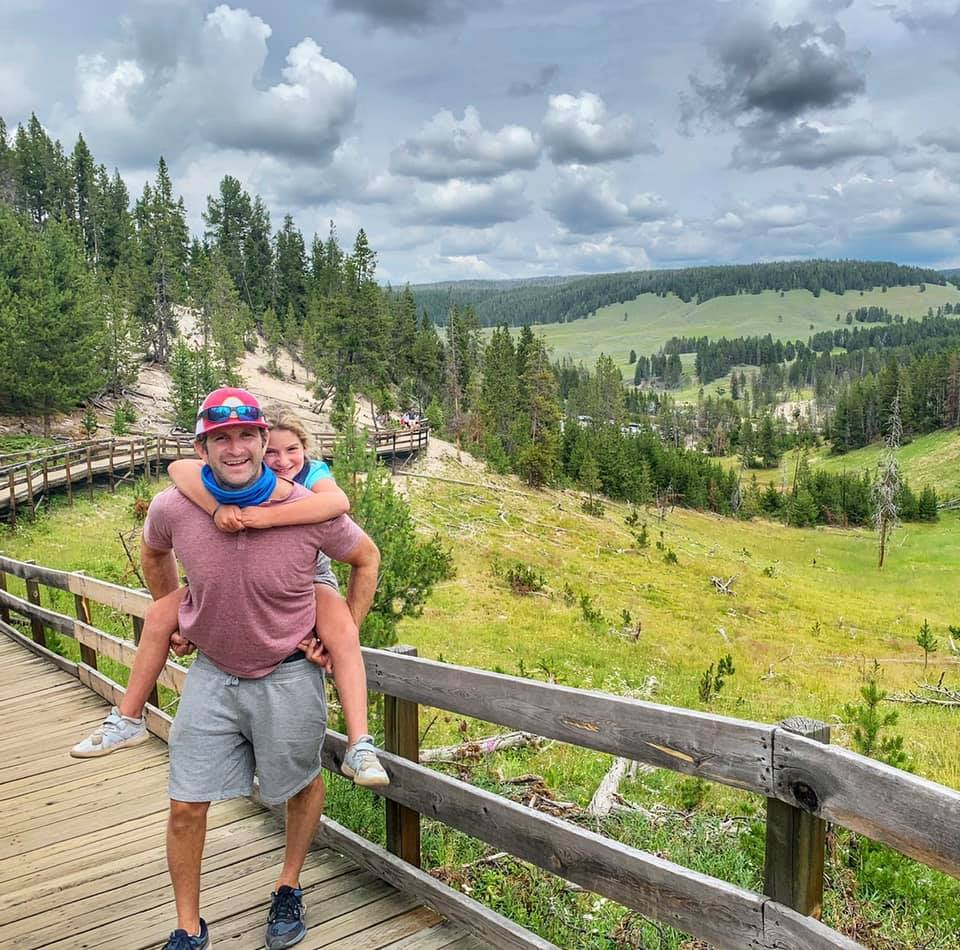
[710,574,738,595]
[588,757,638,817]
[420,730,545,763]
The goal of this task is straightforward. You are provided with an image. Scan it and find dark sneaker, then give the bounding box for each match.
[265,885,306,949]
[162,918,210,949]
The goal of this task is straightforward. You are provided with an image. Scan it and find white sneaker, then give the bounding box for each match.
[341,736,389,787]
[71,707,149,758]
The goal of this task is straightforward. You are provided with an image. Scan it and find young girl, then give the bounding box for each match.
[71,413,389,788]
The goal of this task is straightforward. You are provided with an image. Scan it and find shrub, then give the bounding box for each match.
[504,562,546,595]
[698,654,735,704]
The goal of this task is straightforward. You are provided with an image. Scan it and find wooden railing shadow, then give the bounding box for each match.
[2,555,958,949]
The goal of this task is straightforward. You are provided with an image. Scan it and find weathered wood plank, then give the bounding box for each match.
[765,717,830,917]
[315,816,558,950]
[361,649,774,794]
[67,573,151,618]
[385,644,421,868]
[74,620,187,691]
[0,620,78,676]
[321,732,858,950]
[773,730,960,879]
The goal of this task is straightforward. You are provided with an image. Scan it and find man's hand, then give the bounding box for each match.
[214,504,244,533]
[170,631,197,658]
[298,634,334,673]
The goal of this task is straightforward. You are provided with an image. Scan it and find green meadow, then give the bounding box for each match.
[3,469,959,947]
[508,283,960,374]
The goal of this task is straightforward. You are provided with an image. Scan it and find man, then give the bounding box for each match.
[141,387,380,950]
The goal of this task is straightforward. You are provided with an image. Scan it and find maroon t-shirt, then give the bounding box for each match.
[143,485,362,678]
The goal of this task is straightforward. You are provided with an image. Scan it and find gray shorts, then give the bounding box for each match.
[169,652,327,806]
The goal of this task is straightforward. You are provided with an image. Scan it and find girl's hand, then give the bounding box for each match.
[169,631,196,657]
[298,634,334,673]
[239,506,272,530]
[214,504,244,533]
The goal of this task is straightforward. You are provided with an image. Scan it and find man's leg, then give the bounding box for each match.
[275,773,326,890]
[167,799,209,933]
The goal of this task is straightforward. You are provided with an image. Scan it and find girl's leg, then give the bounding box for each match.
[118,587,187,719]
[314,585,368,745]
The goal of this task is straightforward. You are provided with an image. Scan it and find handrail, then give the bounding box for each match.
[4,554,958,947]
[1,555,957,877]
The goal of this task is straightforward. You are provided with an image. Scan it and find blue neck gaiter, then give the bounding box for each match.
[200,463,277,508]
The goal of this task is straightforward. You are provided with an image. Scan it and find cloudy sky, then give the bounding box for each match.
[3,0,960,283]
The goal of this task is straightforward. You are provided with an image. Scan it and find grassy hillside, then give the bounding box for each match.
[733,429,960,500]
[516,284,960,372]
[4,470,958,947]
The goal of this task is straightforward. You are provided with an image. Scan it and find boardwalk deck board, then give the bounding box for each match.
[0,637,456,950]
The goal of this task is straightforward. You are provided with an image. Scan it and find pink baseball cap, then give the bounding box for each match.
[194,387,270,438]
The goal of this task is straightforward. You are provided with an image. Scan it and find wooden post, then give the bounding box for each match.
[764,716,830,919]
[391,431,398,475]
[86,446,94,500]
[109,440,116,492]
[143,440,151,480]
[42,459,49,497]
[24,560,46,647]
[385,644,421,867]
[0,571,9,625]
[25,464,34,515]
[7,471,15,526]
[155,439,162,481]
[65,453,74,505]
[73,571,98,669]
[130,439,135,480]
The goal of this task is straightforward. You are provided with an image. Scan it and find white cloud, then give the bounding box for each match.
[73,6,357,164]
[546,165,668,233]
[405,175,531,226]
[541,92,656,165]
[390,106,539,180]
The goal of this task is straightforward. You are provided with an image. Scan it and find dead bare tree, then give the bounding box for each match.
[873,388,902,569]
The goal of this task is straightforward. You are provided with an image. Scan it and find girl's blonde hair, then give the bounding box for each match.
[270,411,310,451]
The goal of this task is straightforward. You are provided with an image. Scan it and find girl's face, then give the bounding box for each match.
[264,428,306,479]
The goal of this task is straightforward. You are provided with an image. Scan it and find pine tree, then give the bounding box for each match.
[479,324,519,457]
[273,214,308,325]
[331,422,454,647]
[514,339,561,487]
[0,209,104,432]
[244,195,273,317]
[134,157,188,363]
[916,619,938,670]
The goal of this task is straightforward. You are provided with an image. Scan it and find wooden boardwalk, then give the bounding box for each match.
[0,636,479,950]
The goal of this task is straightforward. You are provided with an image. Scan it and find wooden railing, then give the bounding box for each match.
[0,426,430,521]
[2,555,958,949]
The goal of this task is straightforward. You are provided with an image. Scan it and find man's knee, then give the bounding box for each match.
[290,773,326,805]
[168,799,209,832]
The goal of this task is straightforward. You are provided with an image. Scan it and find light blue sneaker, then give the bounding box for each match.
[265,885,306,949]
[341,736,389,787]
[70,707,148,758]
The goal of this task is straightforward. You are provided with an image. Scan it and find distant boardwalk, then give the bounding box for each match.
[0,426,429,521]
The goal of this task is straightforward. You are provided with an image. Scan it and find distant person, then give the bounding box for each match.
[91,388,379,950]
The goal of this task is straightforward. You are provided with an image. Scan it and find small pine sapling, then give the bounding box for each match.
[842,661,911,770]
[916,619,938,670]
[698,654,735,704]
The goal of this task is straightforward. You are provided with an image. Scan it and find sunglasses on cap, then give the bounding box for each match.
[197,405,264,423]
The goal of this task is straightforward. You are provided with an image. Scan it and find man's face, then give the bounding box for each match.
[196,426,267,489]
